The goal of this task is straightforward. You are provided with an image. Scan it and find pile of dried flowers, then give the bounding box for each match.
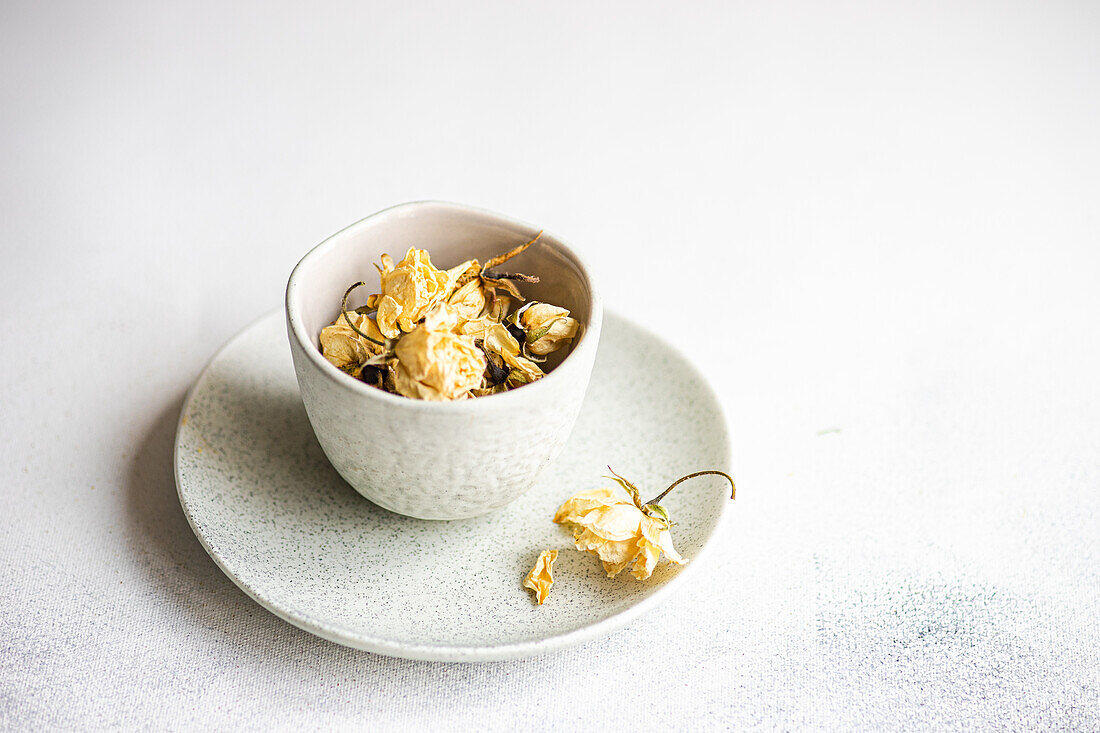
[319,233,580,401]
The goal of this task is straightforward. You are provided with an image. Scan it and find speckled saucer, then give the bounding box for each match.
[175,309,733,661]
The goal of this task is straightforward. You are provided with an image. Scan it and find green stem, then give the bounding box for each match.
[646,470,735,505]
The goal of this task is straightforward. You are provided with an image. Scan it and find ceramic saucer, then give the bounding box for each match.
[175,309,732,661]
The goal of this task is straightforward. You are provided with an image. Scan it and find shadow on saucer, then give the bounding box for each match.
[123,393,350,657]
[122,390,619,674]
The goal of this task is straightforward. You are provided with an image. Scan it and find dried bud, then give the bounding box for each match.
[514,302,579,356]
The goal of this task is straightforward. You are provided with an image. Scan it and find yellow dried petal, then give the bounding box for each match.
[421,302,462,333]
[524,550,558,605]
[444,259,481,294]
[480,324,546,386]
[573,528,640,567]
[393,312,486,401]
[520,303,579,356]
[641,514,685,565]
[318,312,384,369]
[371,248,452,338]
[578,504,643,542]
[374,295,401,338]
[552,486,630,525]
[630,541,662,580]
[602,560,633,578]
[486,294,512,322]
[553,481,689,582]
[447,278,488,321]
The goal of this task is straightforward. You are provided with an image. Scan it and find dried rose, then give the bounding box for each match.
[393,305,486,401]
[516,303,579,356]
[523,550,558,605]
[481,323,544,387]
[554,469,735,580]
[367,248,456,338]
[319,311,385,371]
[554,485,682,579]
[446,278,489,321]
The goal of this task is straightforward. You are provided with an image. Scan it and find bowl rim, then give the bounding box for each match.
[285,200,603,412]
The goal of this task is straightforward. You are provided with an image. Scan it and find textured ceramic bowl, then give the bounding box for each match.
[286,201,602,520]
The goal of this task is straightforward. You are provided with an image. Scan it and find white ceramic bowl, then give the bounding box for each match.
[285,201,603,520]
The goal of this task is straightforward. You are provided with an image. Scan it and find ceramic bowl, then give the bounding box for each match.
[285,201,603,520]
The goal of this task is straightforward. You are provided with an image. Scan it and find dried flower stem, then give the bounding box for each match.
[482,270,540,283]
[340,282,385,346]
[482,231,543,271]
[647,470,736,505]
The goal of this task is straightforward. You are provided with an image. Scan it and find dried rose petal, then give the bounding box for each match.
[524,550,558,605]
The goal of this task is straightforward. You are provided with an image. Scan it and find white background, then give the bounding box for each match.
[2,1,1098,729]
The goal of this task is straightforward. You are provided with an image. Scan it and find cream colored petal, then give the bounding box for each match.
[447,279,487,320]
[574,529,640,566]
[483,323,521,358]
[393,319,485,401]
[319,327,362,368]
[504,355,544,386]
[375,295,402,339]
[342,311,385,345]
[519,303,570,330]
[523,549,558,605]
[552,486,629,524]
[319,312,384,368]
[422,302,462,333]
[486,294,512,322]
[372,248,455,335]
[630,542,661,580]
[527,315,579,356]
[578,504,643,542]
[602,560,632,578]
[655,528,686,565]
[393,364,447,401]
[457,315,496,340]
[641,515,686,565]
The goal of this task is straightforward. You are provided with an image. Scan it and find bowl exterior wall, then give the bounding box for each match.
[288,329,596,519]
[285,202,602,520]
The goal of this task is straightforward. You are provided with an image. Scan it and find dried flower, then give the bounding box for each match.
[446,278,489,321]
[553,469,735,580]
[479,232,542,302]
[319,311,385,371]
[393,305,486,401]
[367,248,456,338]
[515,302,579,356]
[523,550,558,604]
[481,323,545,387]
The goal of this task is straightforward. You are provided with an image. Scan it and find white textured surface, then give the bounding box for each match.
[1,0,1098,729]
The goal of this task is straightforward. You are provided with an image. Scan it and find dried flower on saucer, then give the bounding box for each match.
[524,549,558,605]
[554,469,735,580]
